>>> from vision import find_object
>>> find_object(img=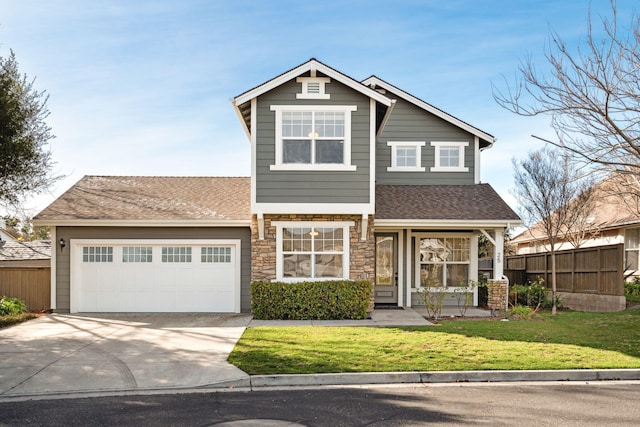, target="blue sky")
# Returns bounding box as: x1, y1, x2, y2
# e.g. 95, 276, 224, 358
1, 0, 637, 216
